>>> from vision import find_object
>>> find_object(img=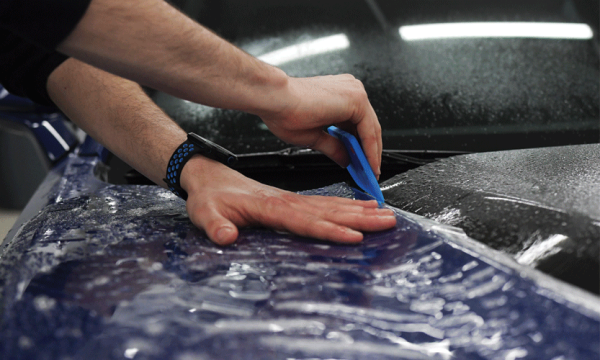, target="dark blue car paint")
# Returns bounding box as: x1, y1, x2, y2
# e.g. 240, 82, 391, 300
1, 150, 599, 359
0, 85, 78, 164
1, 0, 599, 356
